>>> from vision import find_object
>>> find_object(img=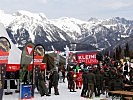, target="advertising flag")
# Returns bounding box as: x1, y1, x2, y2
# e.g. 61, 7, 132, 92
20, 42, 34, 83
0, 37, 11, 100
32, 44, 45, 96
